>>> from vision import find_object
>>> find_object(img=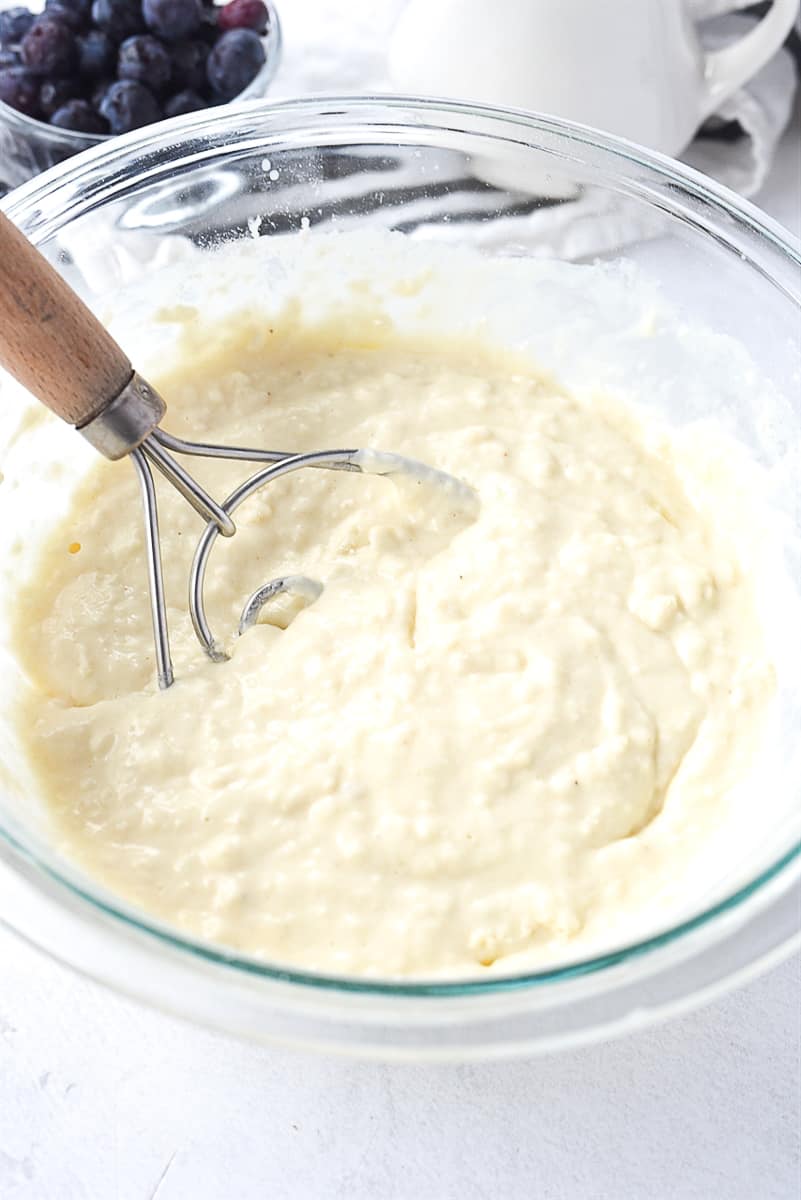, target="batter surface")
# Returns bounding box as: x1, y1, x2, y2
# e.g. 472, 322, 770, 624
14, 320, 774, 977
